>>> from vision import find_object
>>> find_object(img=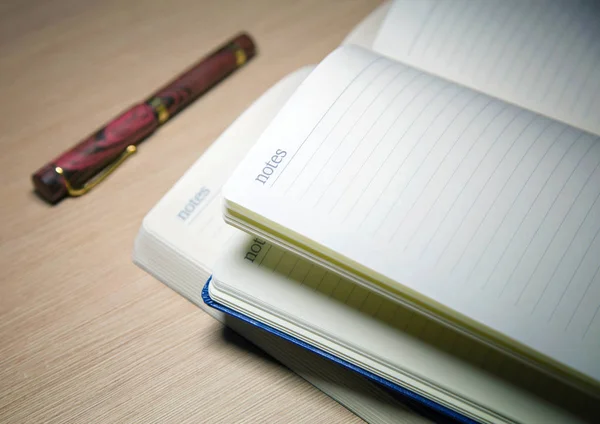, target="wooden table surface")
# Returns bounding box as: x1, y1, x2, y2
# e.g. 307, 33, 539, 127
0, 0, 384, 422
